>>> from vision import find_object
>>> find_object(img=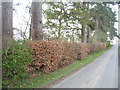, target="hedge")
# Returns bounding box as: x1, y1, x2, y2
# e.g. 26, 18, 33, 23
25, 41, 109, 73
2, 40, 32, 87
